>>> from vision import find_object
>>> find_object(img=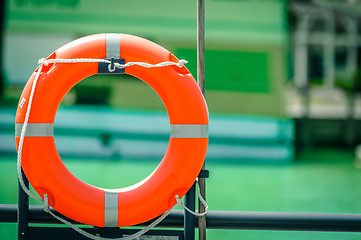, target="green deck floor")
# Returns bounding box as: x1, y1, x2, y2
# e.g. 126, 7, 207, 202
1, 148, 361, 239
